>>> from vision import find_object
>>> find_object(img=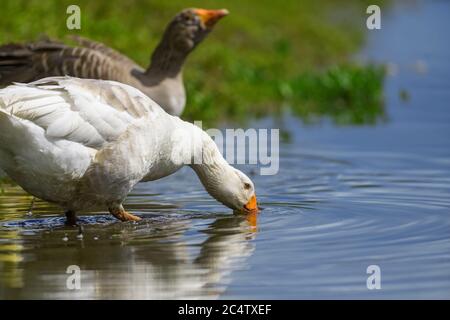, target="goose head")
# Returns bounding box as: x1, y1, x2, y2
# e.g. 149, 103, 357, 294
190, 153, 259, 214
217, 168, 259, 214
162, 8, 229, 54
145, 8, 228, 83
